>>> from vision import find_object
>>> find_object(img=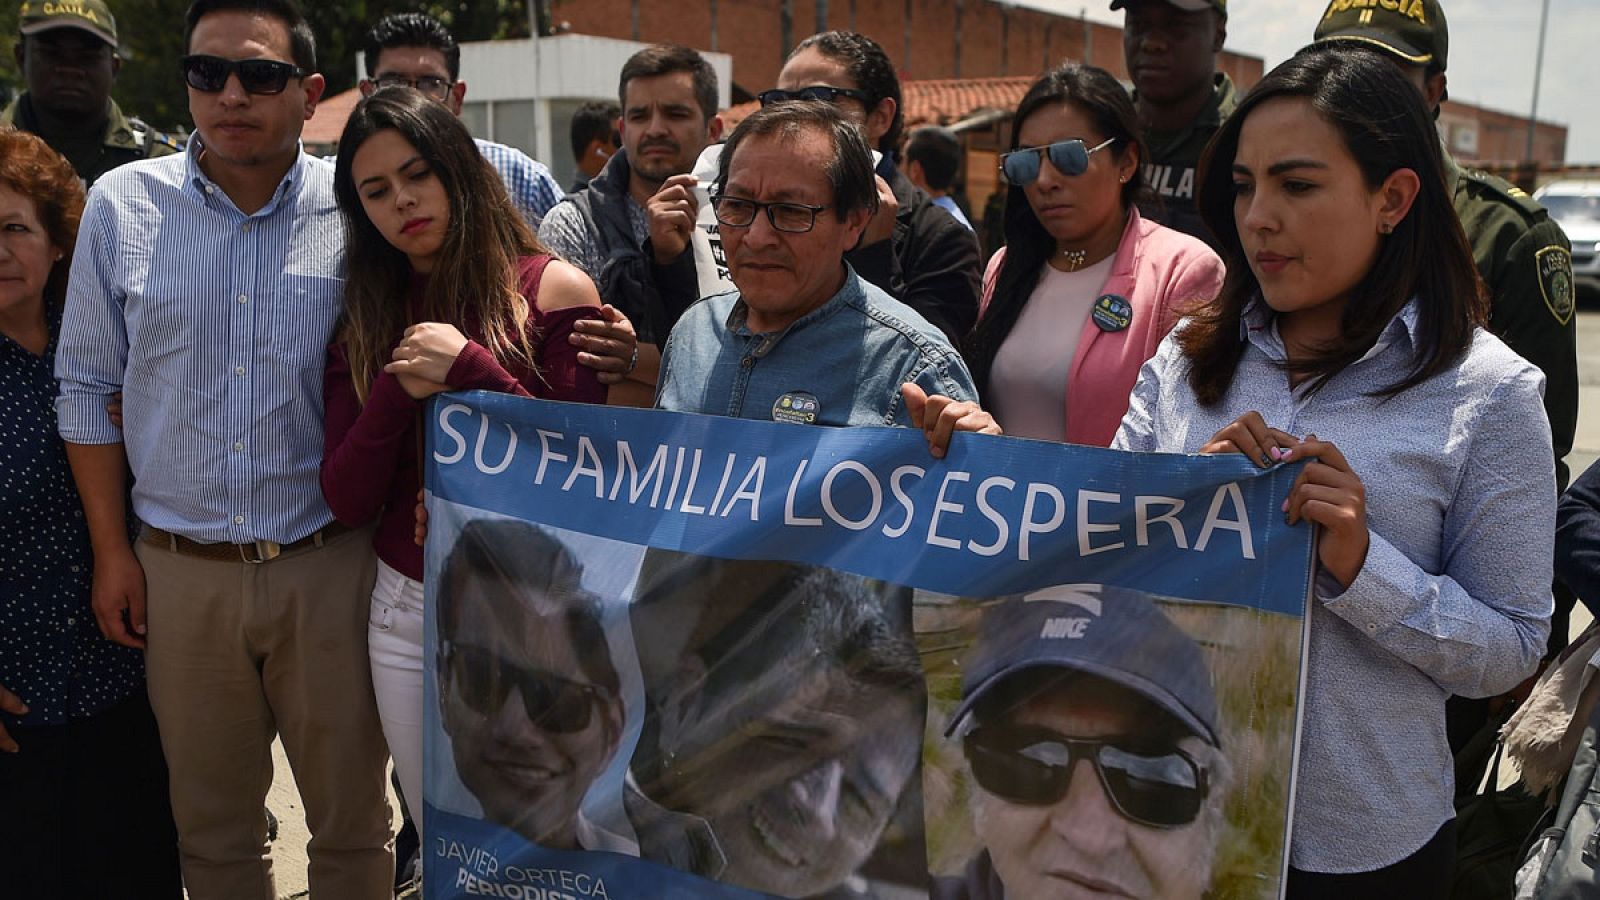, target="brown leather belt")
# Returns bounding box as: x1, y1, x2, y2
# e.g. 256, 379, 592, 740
142, 521, 352, 564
